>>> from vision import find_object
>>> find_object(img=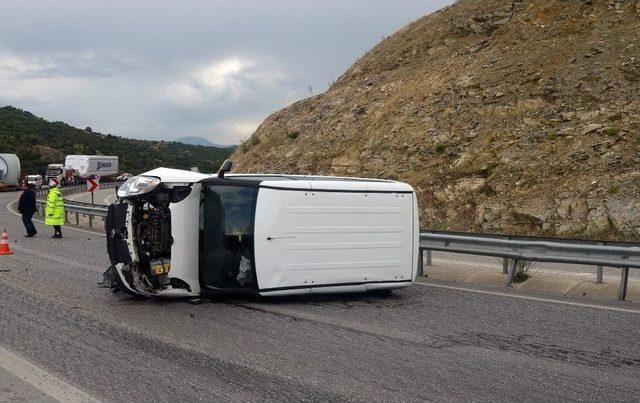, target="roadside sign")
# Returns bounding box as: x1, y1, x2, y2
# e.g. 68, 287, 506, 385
49, 178, 60, 187
87, 177, 100, 193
